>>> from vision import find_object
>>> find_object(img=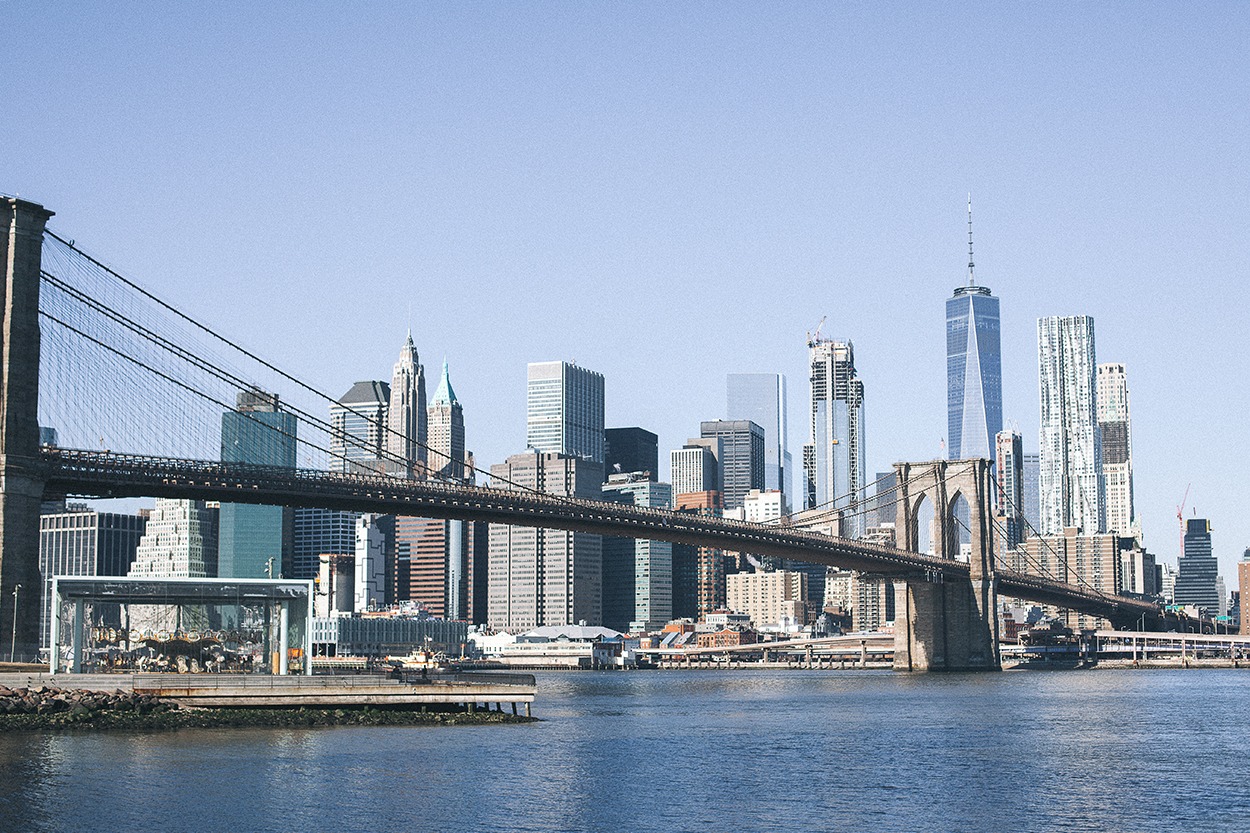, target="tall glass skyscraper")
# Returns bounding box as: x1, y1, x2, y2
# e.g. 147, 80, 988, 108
219, 390, 296, 578
699, 420, 764, 511
1174, 518, 1219, 612
803, 338, 866, 537
1037, 315, 1104, 535
726, 373, 791, 510
946, 206, 1002, 461
526, 361, 605, 463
